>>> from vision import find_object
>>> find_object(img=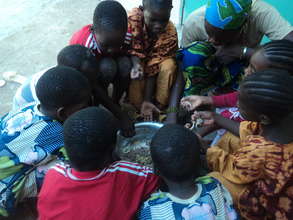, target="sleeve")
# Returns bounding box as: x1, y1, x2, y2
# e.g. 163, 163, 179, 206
142, 173, 159, 200
181, 7, 208, 47
252, 1, 293, 40
212, 92, 238, 107
127, 9, 147, 59
206, 138, 266, 184
69, 25, 90, 46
